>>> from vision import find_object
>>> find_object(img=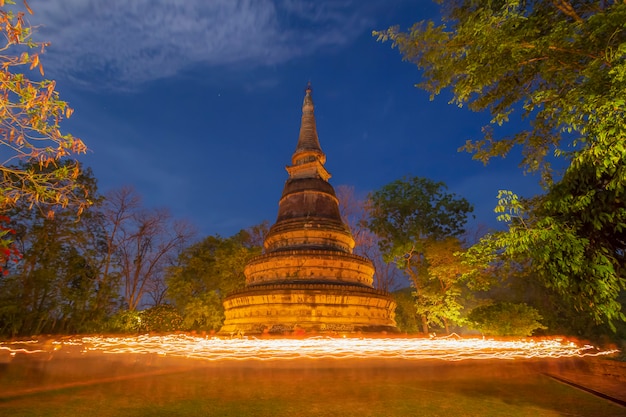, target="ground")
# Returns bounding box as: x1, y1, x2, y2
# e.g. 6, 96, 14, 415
0, 345, 624, 416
